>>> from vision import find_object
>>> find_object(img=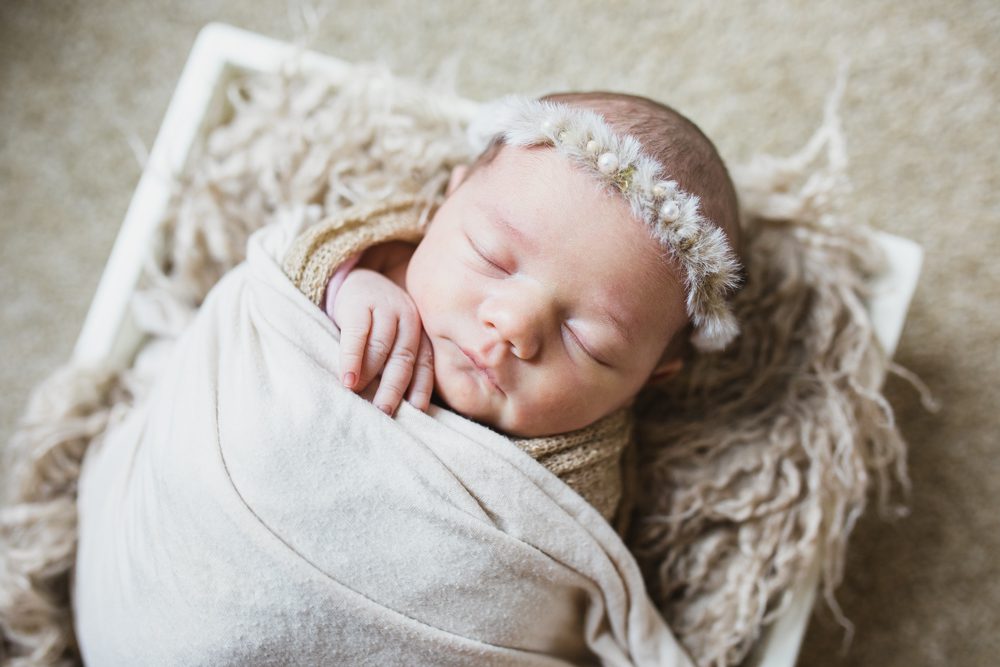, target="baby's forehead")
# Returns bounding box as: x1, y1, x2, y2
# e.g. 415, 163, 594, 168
469, 151, 677, 268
